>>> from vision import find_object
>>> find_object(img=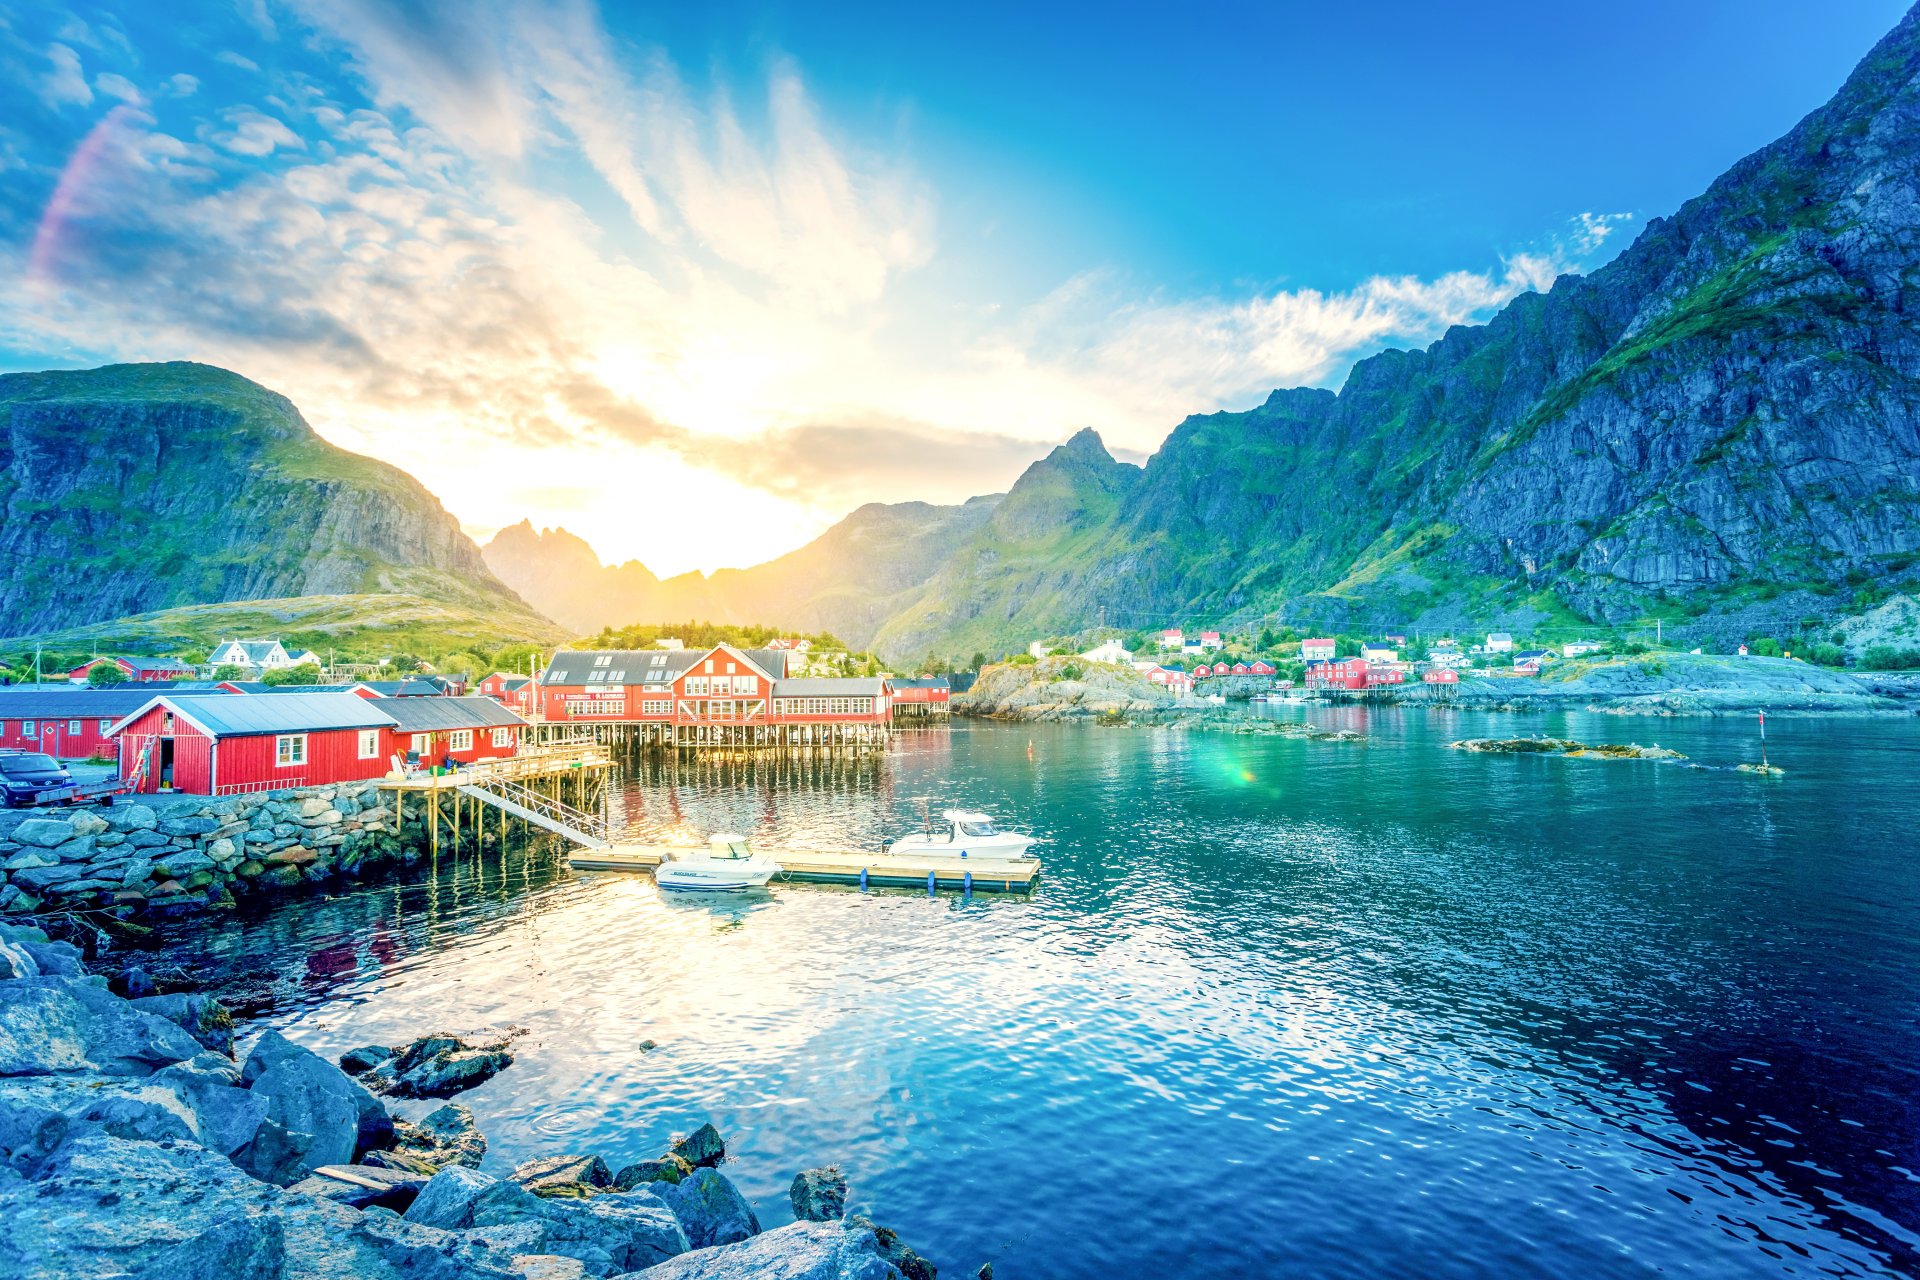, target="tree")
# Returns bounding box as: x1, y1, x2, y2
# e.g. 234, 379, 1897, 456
436, 651, 486, 679
212, 664, 247, 681
1257, 627, 1278, 651
969, 652, 987, 671
490, 642, 545, 676
86, 662, 128, 687
263, 664, 320, 686
385, 653, 427, 674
